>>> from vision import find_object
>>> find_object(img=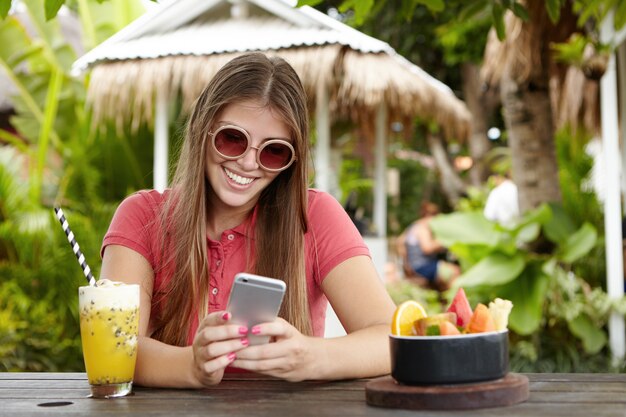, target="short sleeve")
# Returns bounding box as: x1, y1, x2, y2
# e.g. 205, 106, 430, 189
306, 190, 370, 284
101, 190, 164, 269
